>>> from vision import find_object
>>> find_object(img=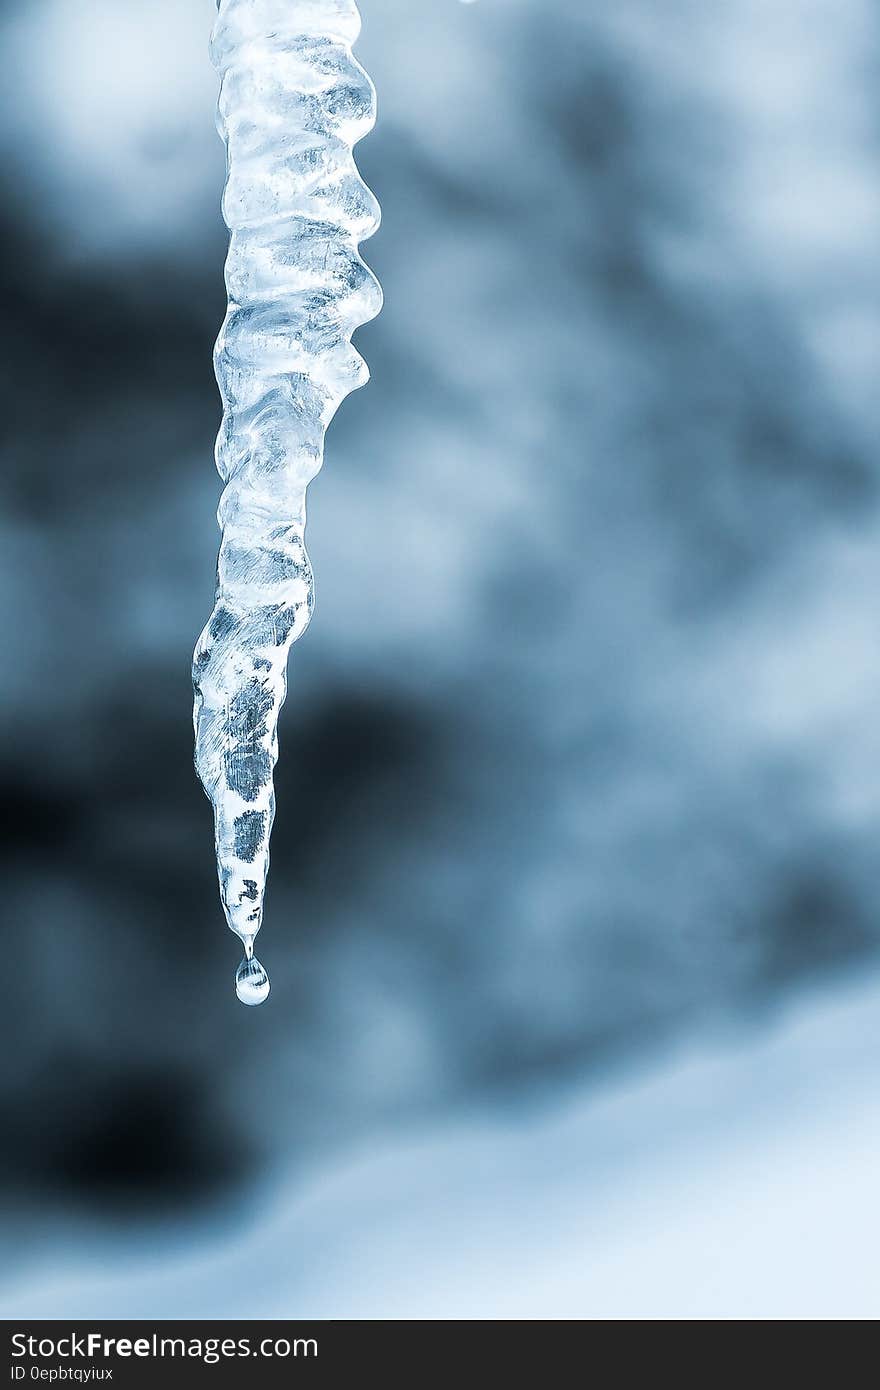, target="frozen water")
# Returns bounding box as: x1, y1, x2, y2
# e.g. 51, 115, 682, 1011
193, 0, 381, 1002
